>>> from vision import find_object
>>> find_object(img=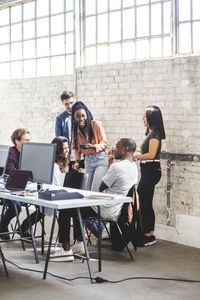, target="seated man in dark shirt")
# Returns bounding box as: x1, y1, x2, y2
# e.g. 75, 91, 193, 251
0, 128, 41, 240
